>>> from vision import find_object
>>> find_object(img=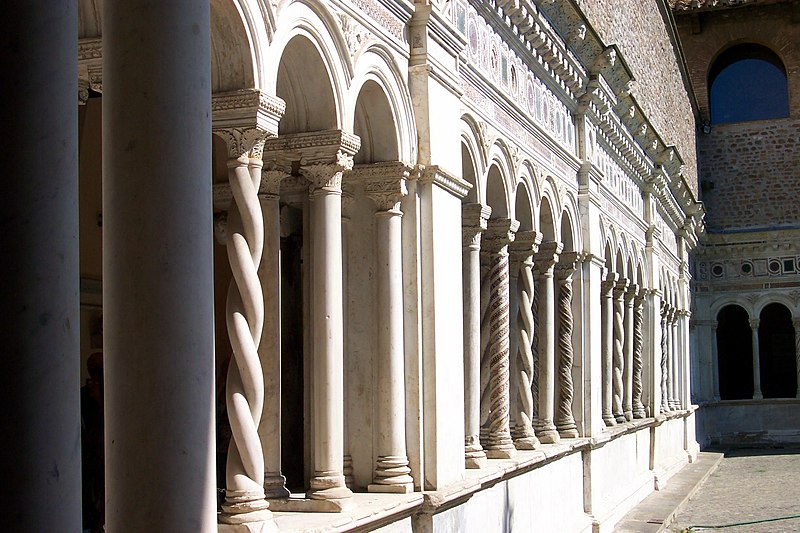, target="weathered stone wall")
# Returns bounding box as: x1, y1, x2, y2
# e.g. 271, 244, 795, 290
573, 0, 699, 194
673, 2, 800, 123
697, 117, 800, 231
